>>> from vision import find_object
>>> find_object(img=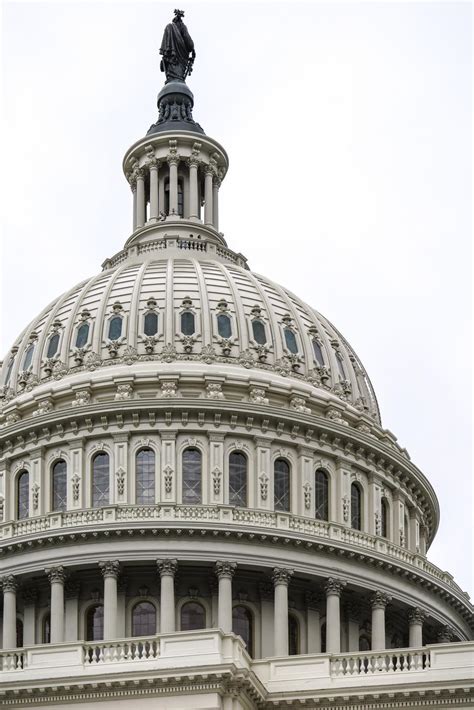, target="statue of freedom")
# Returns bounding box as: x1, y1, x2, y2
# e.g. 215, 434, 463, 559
160, 9, 196, 83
